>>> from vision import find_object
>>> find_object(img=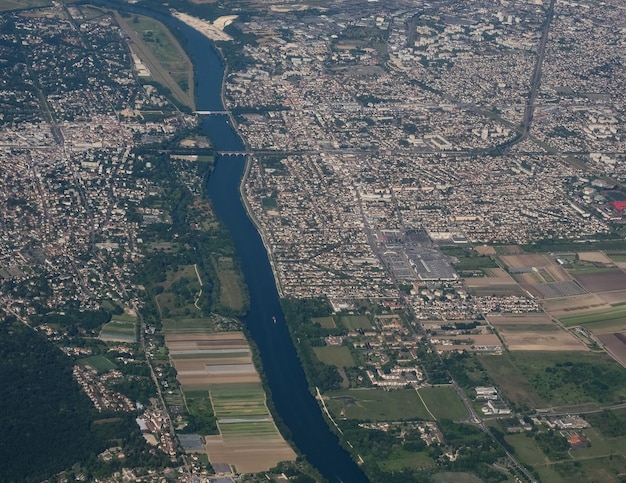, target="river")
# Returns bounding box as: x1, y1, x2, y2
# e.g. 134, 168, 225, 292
89, 1, 368, 481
